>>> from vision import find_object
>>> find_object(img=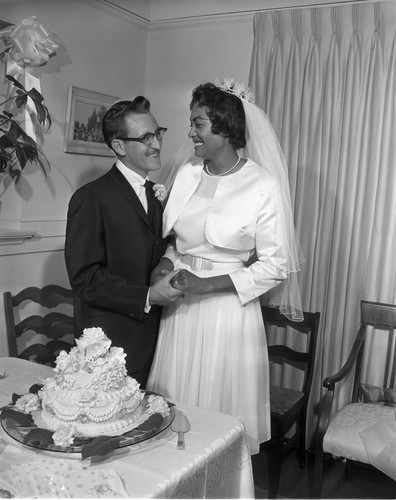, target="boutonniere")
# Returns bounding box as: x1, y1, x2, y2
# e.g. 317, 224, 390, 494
153, 184, 167, 203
